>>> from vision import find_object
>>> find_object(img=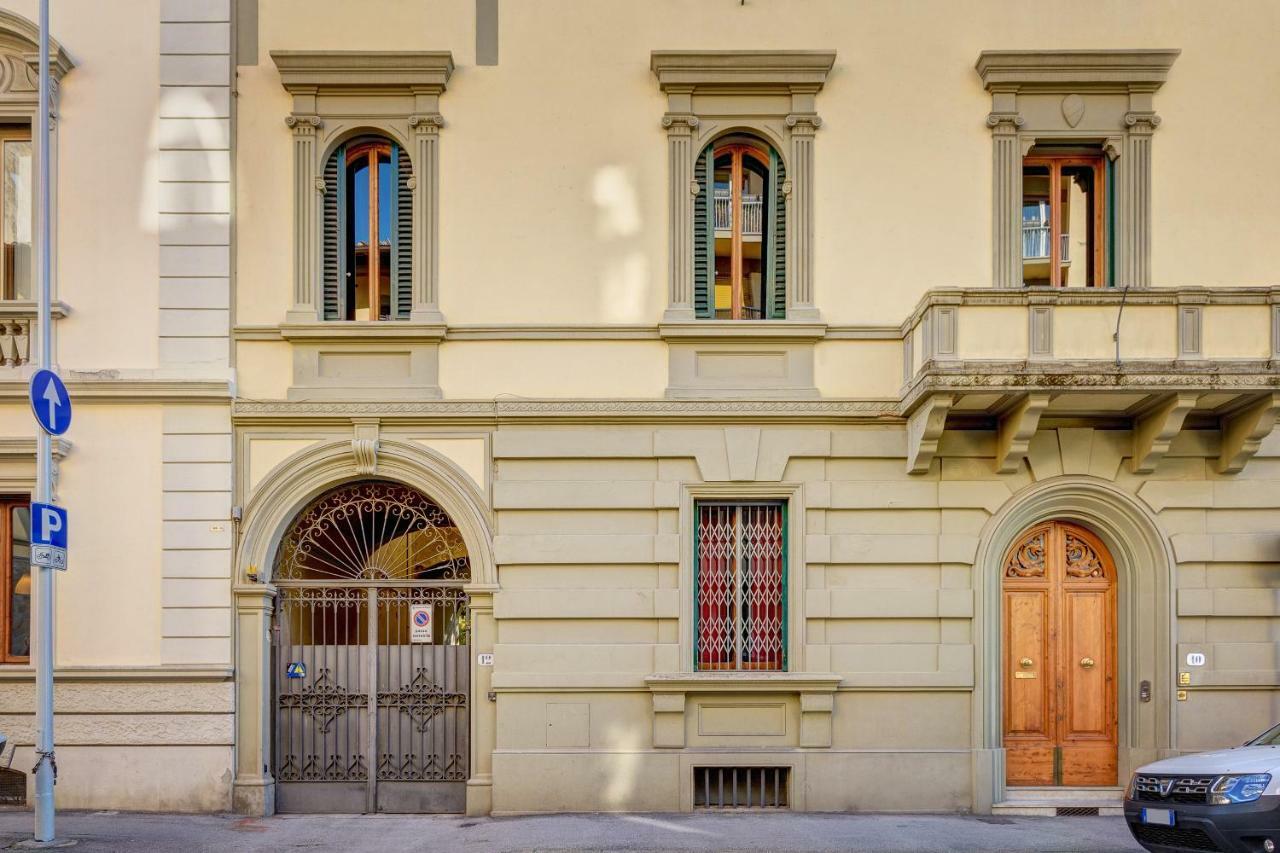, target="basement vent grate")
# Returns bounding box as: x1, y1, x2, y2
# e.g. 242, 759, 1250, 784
1056, 807, 1100, 817
693, 766, 789, 810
